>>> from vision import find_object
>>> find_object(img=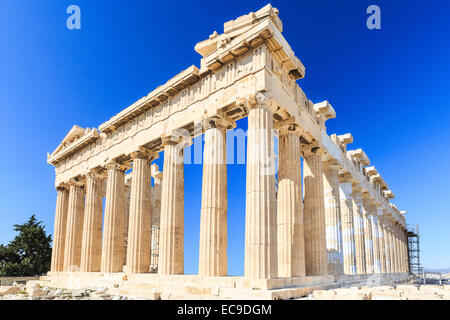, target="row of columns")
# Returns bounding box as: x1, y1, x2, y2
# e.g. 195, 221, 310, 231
50, 155, 163, 274
318, 165, 410, 276
50, 97, 409, 279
